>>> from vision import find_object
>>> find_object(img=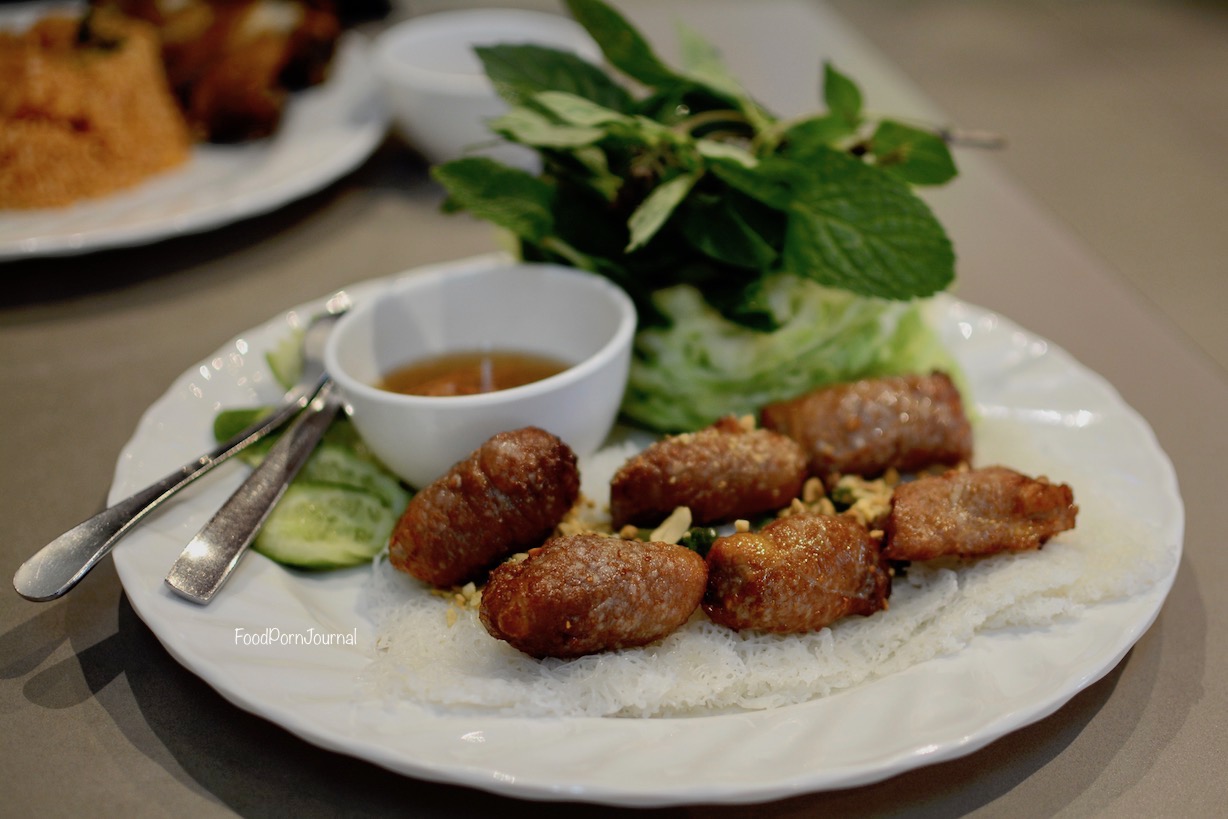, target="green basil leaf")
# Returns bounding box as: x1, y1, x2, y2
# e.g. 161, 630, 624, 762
533, 90, 637, 129
870, 119, 958, 186
696, 138, 757, 167
676, 23, 744, 103
780, 146, 954, 299
681, 192, 780, 269
823, 62, 862, 124
675, 24, 774, 132
489, 107, 605, 148
431, 158, 555, 243
549, 179, 631, 259
565, 0, 681, 87
781, 113, 858, 155
564, 146, 623, 200
708, 156, 793, 210
626, 171, 699, 251
476, 44, 636, 113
